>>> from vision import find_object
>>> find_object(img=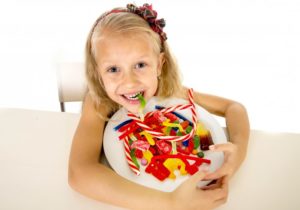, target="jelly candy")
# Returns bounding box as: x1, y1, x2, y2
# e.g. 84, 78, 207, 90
163, 158, 187, 179
156, 140, 172, 154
